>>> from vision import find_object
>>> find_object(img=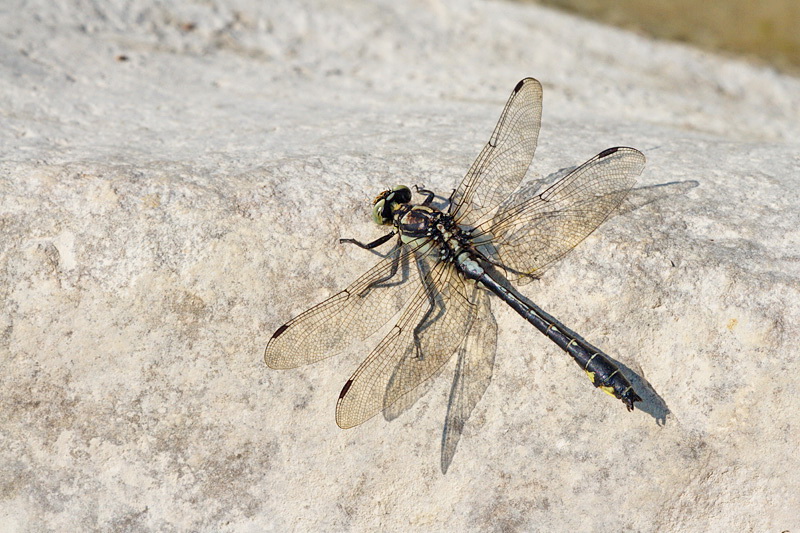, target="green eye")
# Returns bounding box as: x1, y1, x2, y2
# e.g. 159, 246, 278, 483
372, 198, 389, 225
389, 185, 412, 204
